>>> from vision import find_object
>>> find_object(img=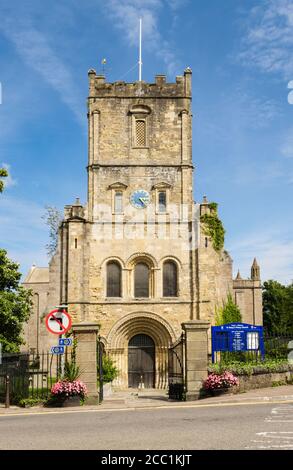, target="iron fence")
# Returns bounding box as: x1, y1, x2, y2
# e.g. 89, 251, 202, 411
213, 332, 293, 364
168, 333, 186, 400
264, 332, 293, 360
0, 352, 60, 404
